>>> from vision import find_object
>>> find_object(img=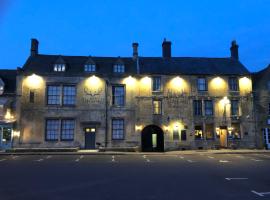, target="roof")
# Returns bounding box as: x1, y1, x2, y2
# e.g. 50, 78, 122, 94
0, 70, 17, 95
21, 54, 250, 76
